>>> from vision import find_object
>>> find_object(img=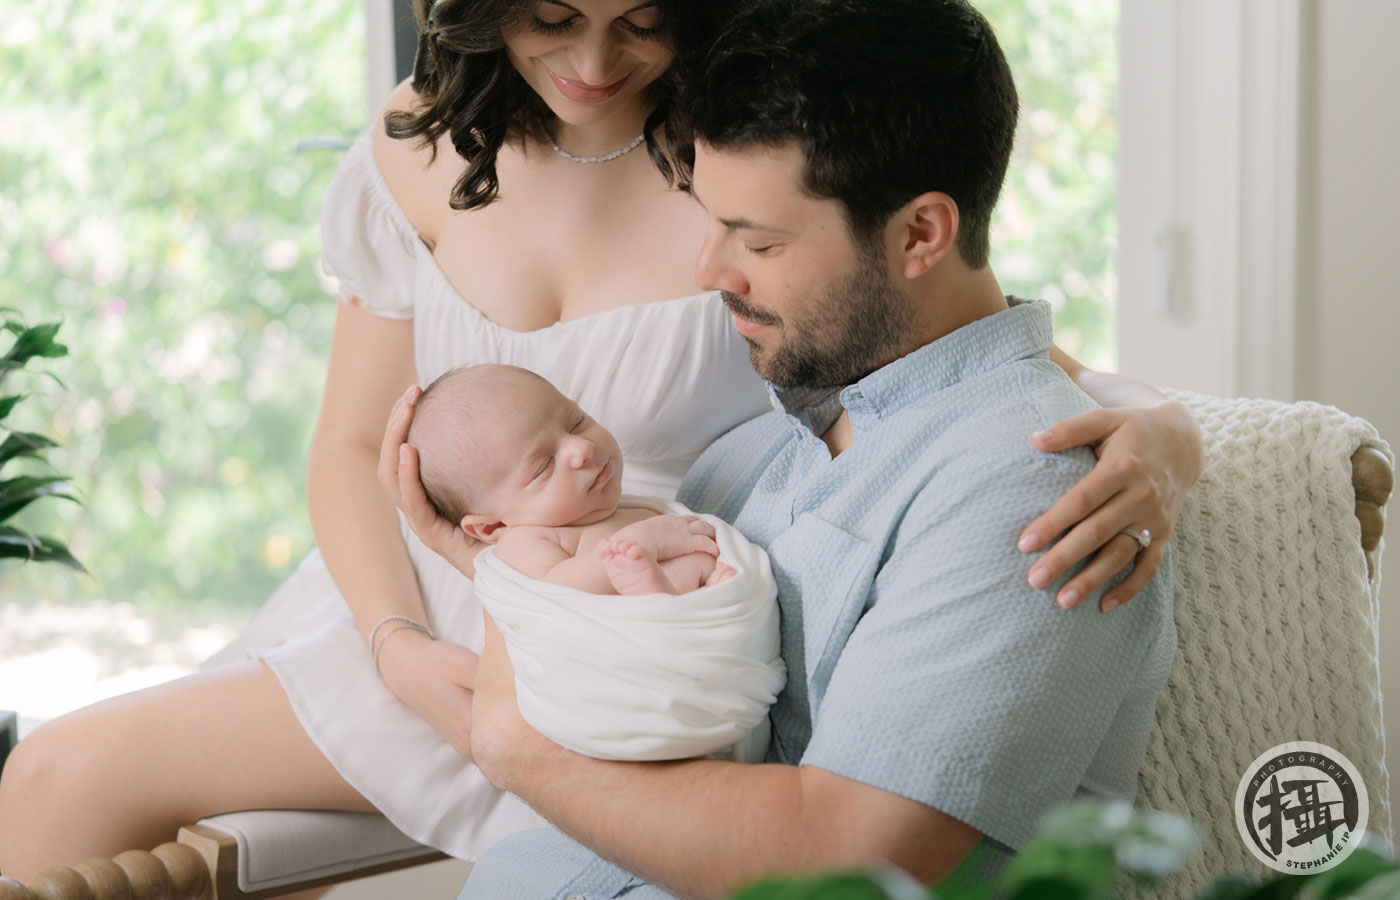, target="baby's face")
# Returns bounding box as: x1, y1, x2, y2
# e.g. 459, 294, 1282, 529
481, 386, 624, 529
